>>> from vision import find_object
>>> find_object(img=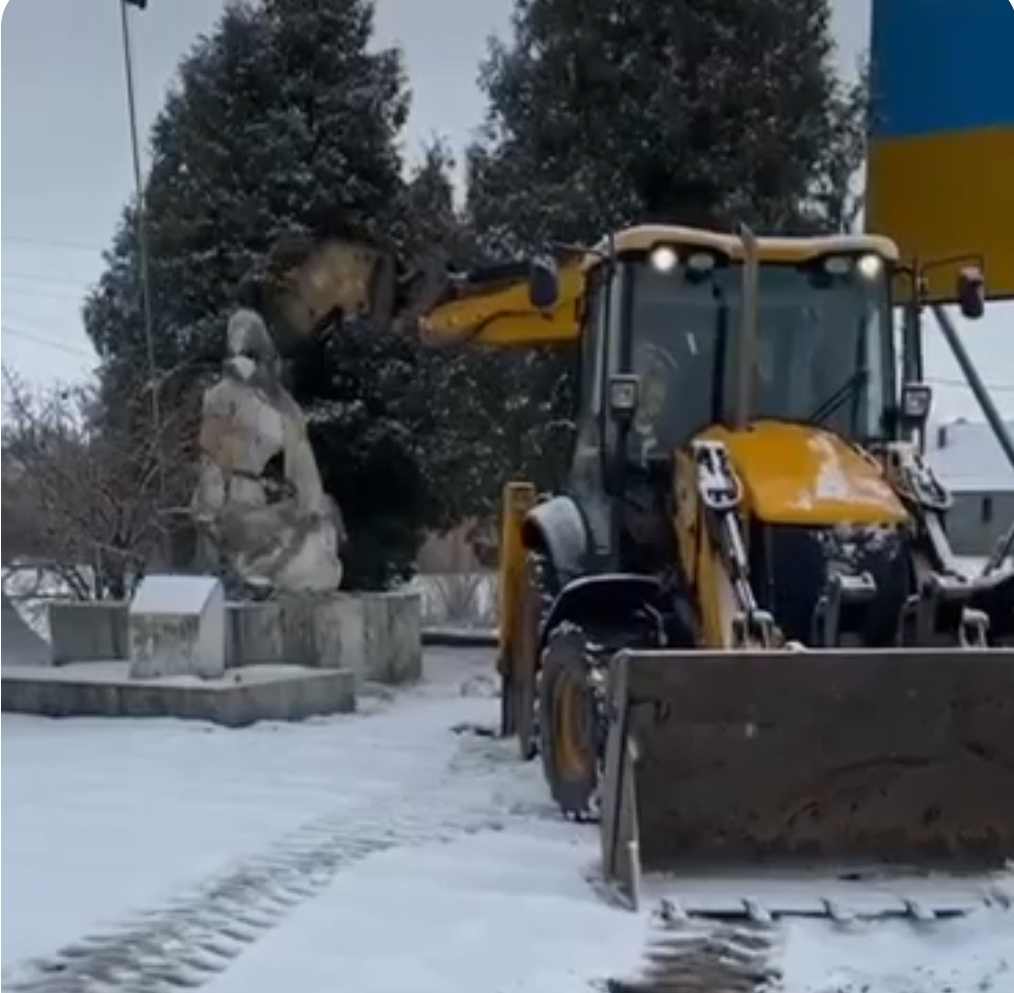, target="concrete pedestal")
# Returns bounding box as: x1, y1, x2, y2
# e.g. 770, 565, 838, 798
4, 582, 377, 726
129, 576, 225, 679
227, 592, 421, 685
2, 593, 50, 667
35, 588, 421, 688
49, 601, 128, 664
327, 592, 422, 685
